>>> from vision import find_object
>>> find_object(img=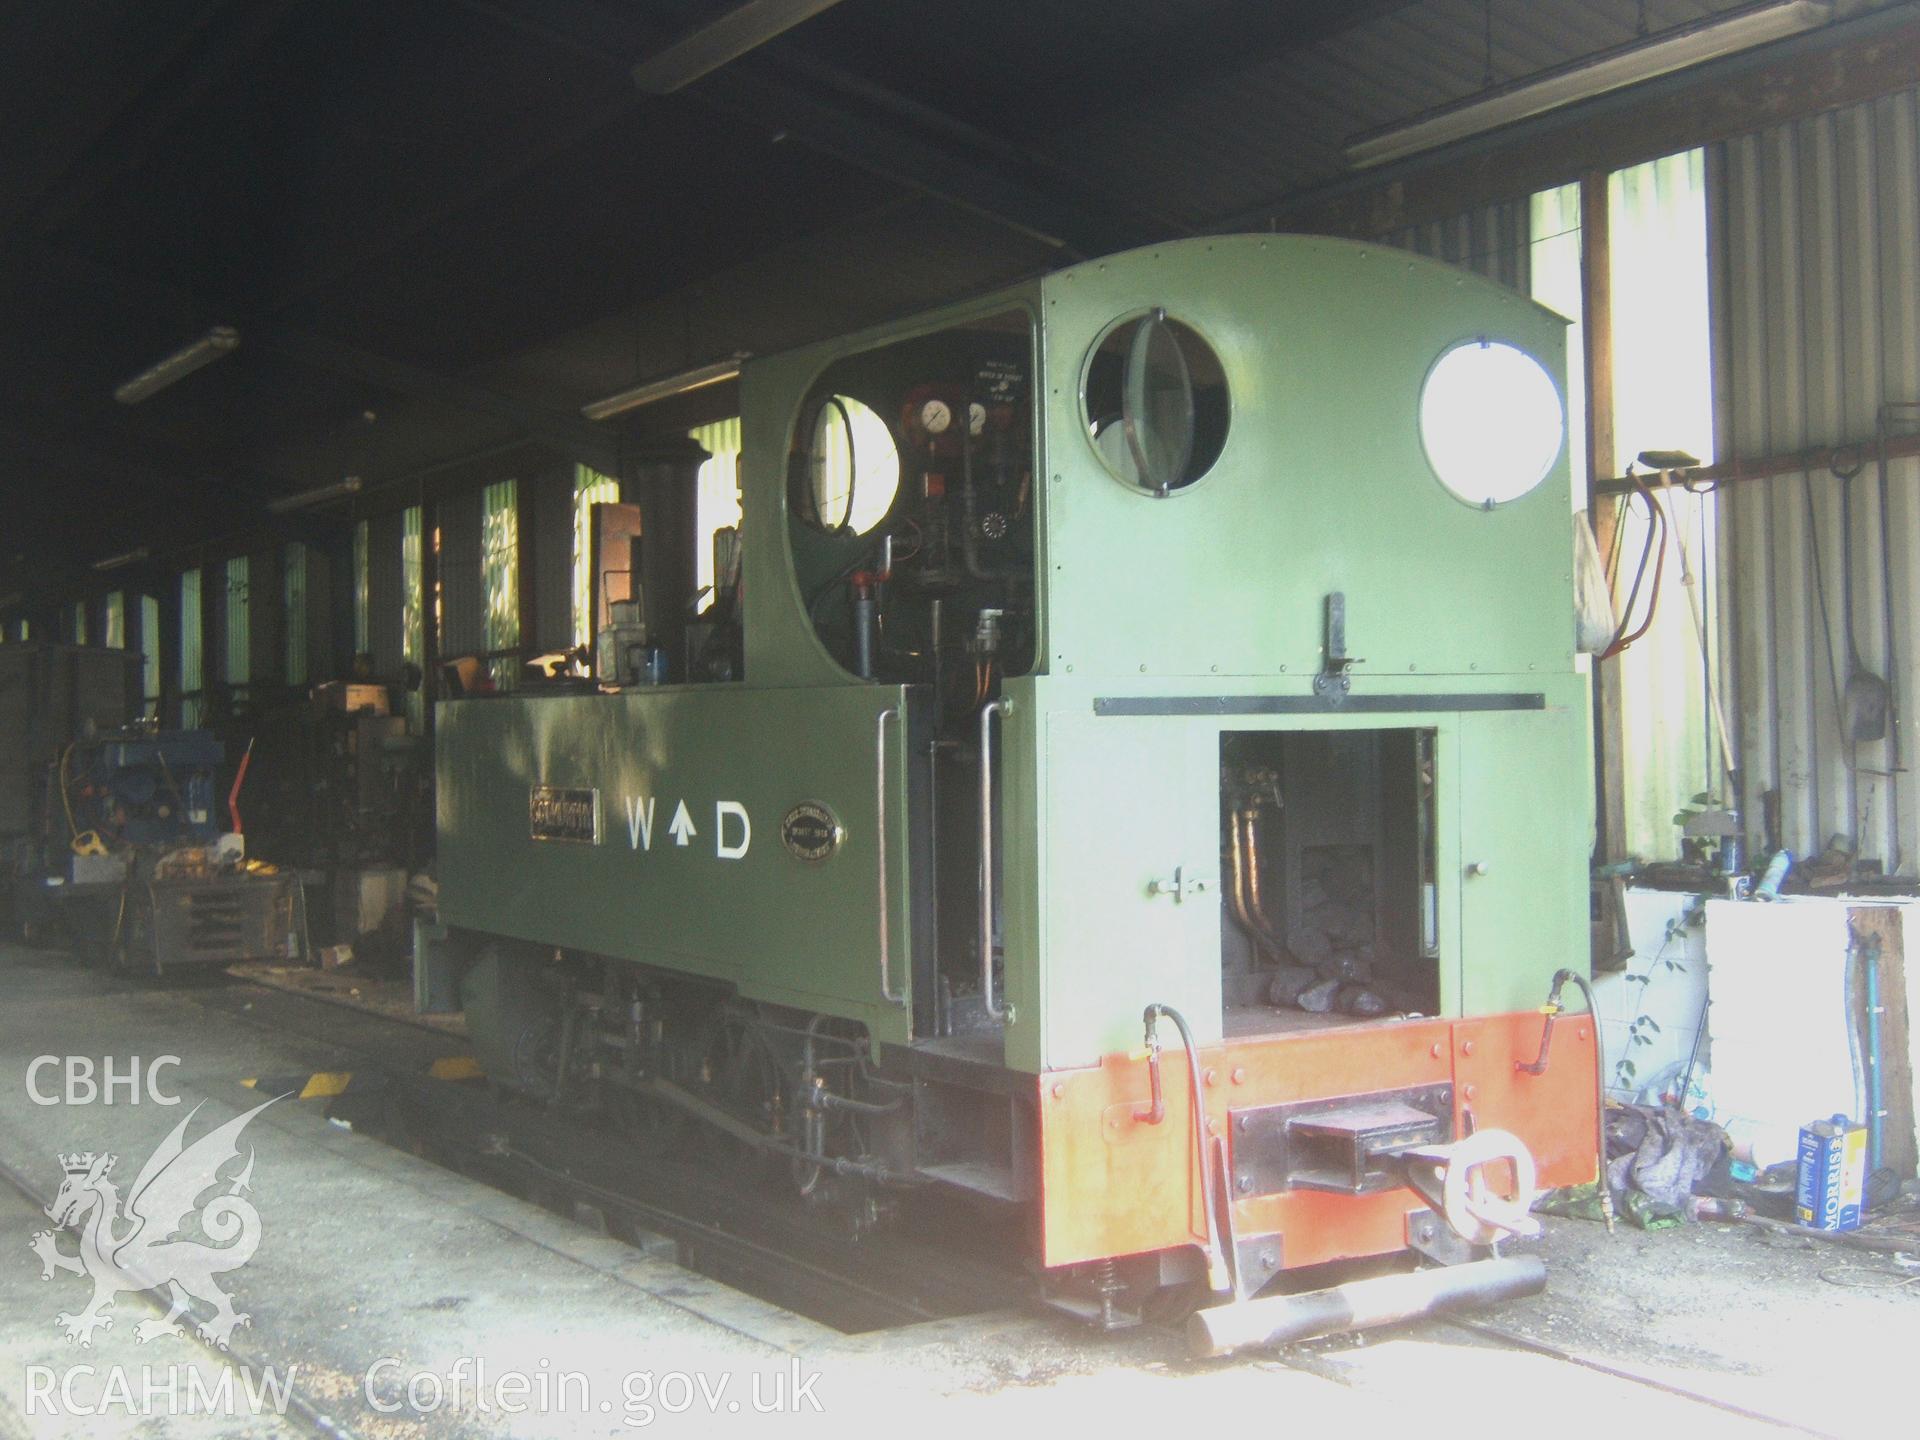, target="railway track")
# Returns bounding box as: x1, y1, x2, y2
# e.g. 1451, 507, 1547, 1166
179, 977, 1834, 1435
366, 1069, 1030, 1335
188, 974, 1032, 1335
1434, 1318, 1834, 1437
